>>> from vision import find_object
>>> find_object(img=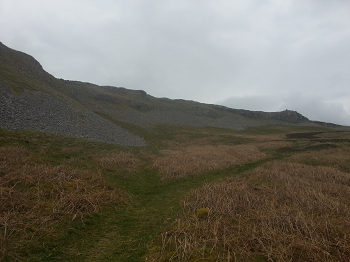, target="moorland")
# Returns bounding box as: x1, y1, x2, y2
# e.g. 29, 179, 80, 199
1, 41, 350, 261
1, 125, 350, 262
